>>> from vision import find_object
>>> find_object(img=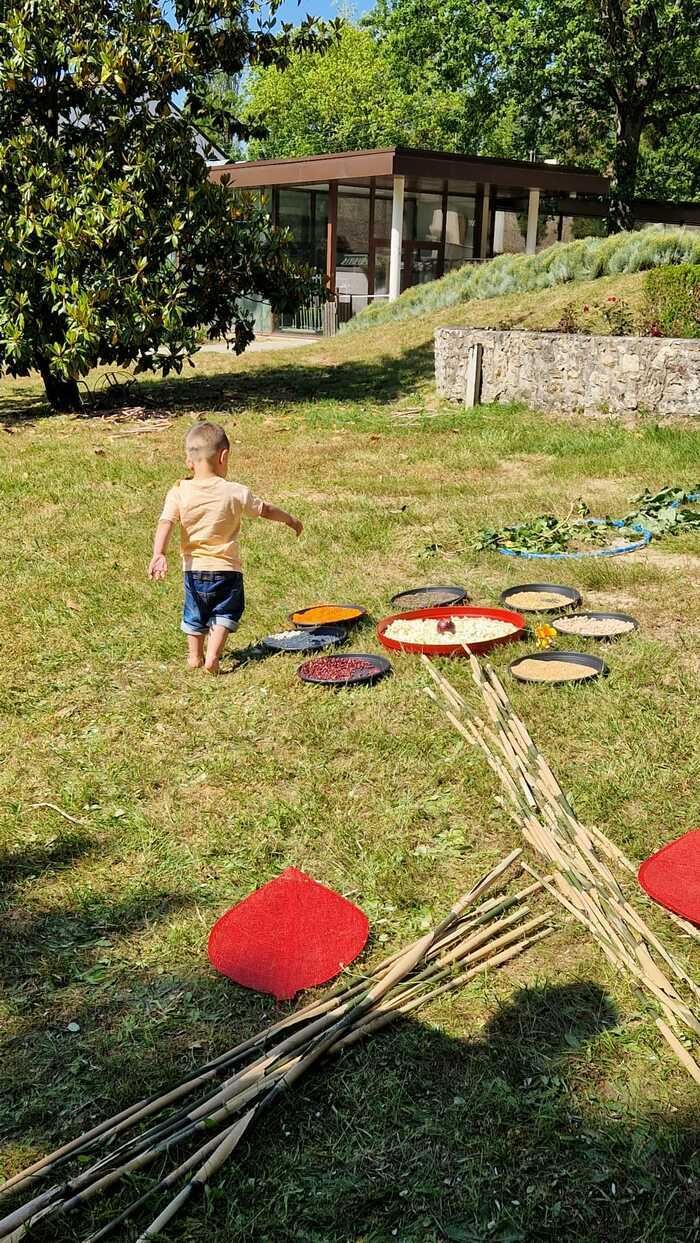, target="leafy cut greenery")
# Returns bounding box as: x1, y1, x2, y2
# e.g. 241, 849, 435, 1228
1, 306, 699, 1242
345, 228, 700, 334
475, 487, 700, 555
0, 0, 328, 411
